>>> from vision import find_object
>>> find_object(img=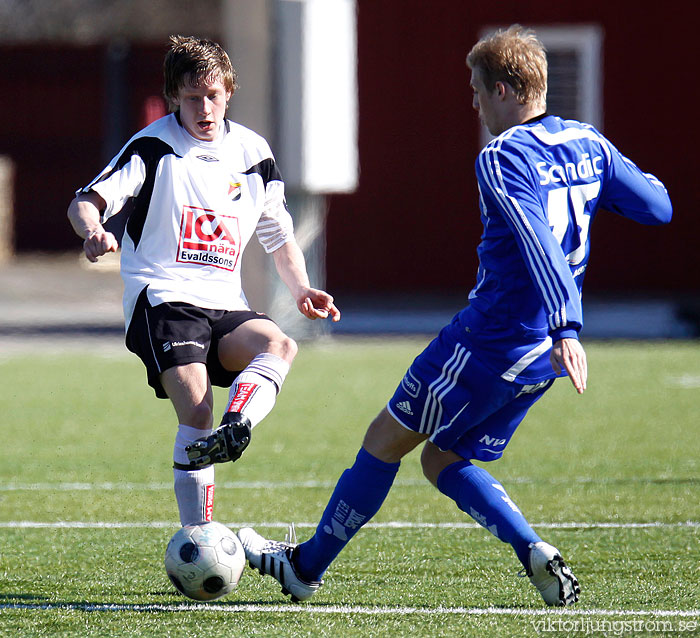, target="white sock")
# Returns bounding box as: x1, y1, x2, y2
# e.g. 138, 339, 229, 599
173, 423, 215, 526
174, 466, 215, 526
225, 353, 290, 428
174, 423, 212, 465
